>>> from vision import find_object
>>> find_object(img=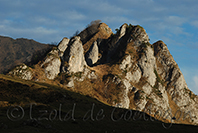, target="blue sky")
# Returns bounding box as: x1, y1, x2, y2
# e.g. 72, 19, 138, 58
0, 0, 198, 94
